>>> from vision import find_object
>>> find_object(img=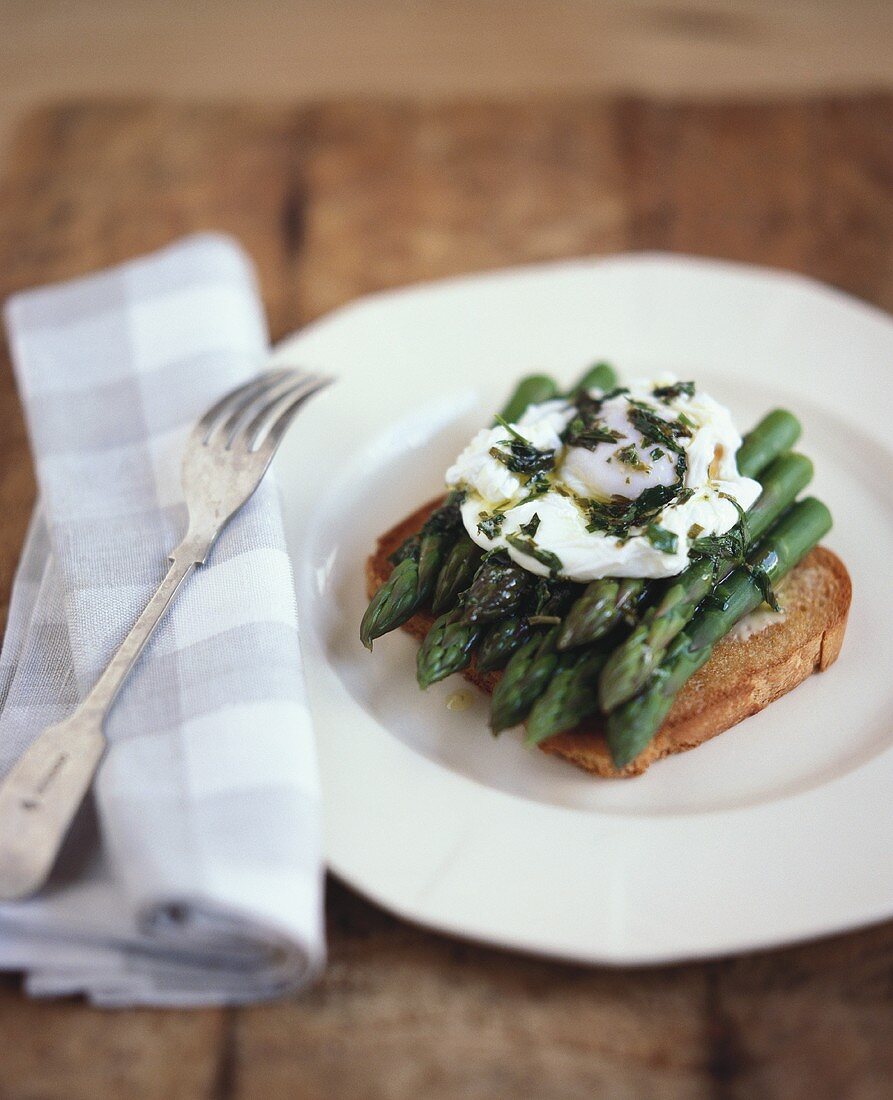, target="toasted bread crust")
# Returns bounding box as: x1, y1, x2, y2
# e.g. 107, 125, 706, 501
367, 498, 852, 777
